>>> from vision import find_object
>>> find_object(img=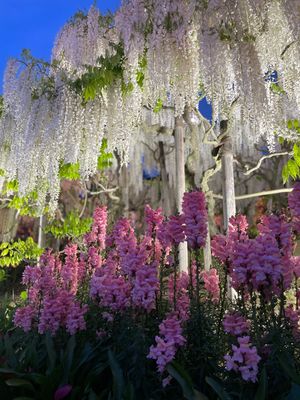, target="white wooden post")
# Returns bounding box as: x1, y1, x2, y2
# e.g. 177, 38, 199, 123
221, 135, 236, 229
175, 116, 188, 272
204, 227, 212, 270
38, 215, 46, 248
221, 130, 237, 298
